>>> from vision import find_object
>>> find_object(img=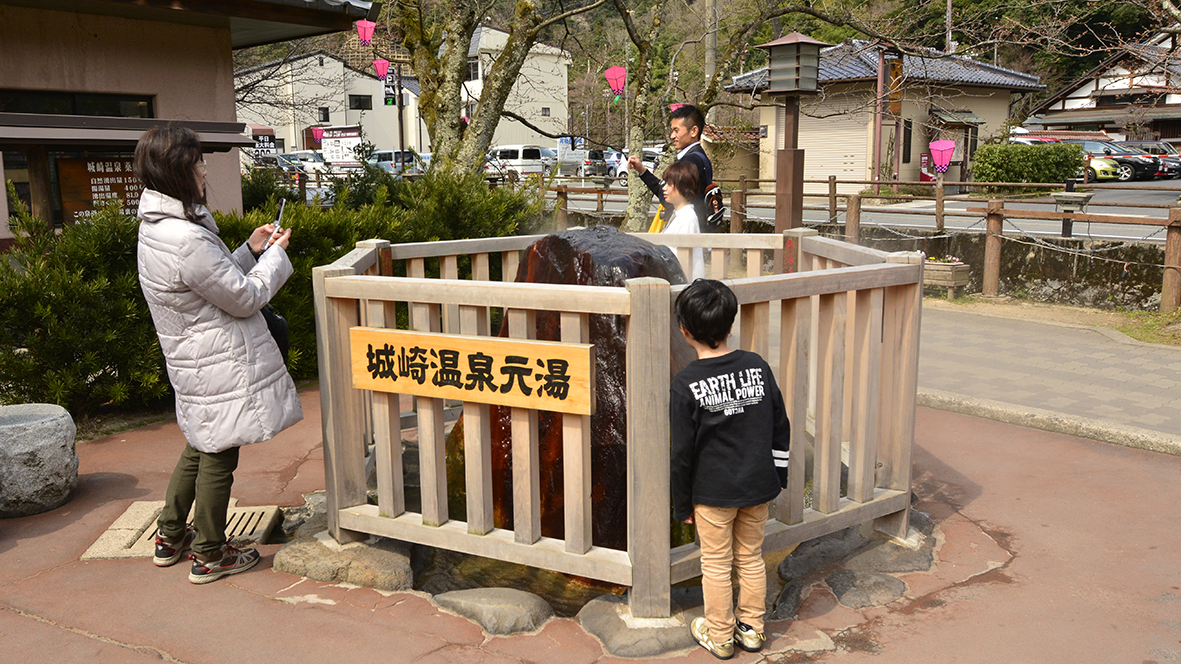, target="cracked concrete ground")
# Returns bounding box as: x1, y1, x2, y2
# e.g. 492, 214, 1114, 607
4, 387, 1181, 663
